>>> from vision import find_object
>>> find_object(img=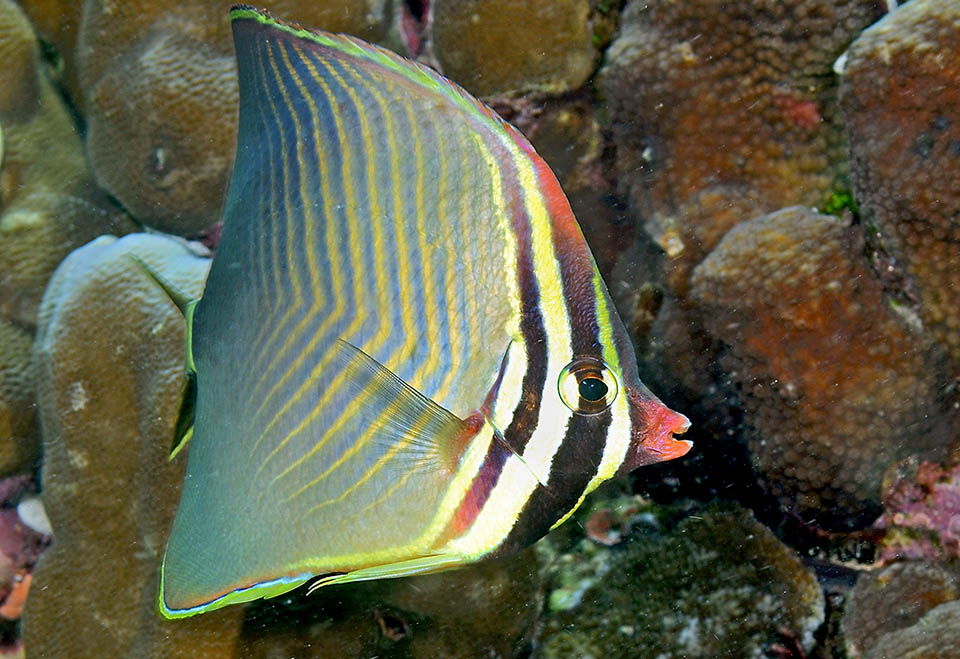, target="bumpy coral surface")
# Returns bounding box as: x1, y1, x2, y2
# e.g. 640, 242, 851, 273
427, 0, 597, 97
842, 560, 960, 658
78, 0, 409, 235
0, 322, 35, 477
19, 234, 241, 656
840, 0, 960, 373
539, 501, 824, 657
600, 0, 883, 293
864, 600, 960, 659
0, 0, 133, 476
690, 207, 952, 530
0, 0, 134, 323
